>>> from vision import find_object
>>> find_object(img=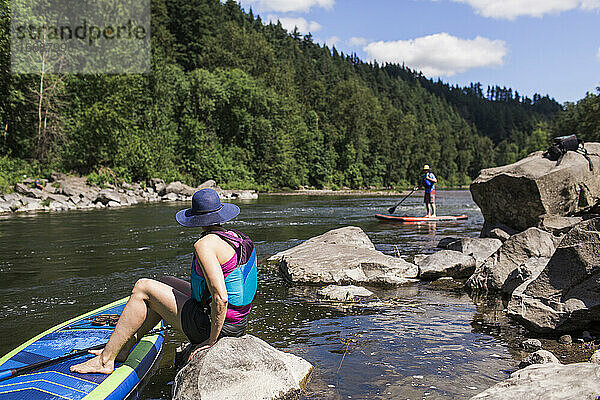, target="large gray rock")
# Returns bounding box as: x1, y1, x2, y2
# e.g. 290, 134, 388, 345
45, 193, 71, 204
488, 228, 512, 242
198, 179, 218, 189
466, 227, 559, 294
446, 237, 502, 266
159, 181, 196, 196
470, 363, 600, 400
50, 172, 66, 182
481, 221, 519, 240
149, 178, 166, 194
538, 214, 584, 235
173, 335, 313, 400
162, 192, 179, 202
274, 227, 418, 286
502, 257, 550, 296
418, 250, 476, 280
0, 200, 11, 213
18, 198, 44, 212
220, 190, 259, 200
507, 218, 600, 332
14, 183, 43, 199
95, 189, 122, 205
470, 145, 600, 232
